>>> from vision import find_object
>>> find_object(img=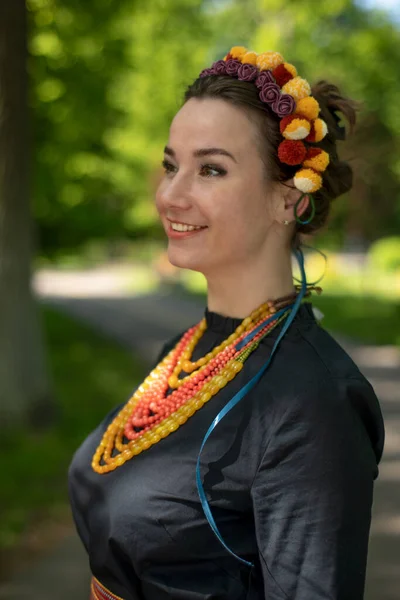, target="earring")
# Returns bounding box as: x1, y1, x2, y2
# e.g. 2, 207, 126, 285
283, 220, 290, 226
